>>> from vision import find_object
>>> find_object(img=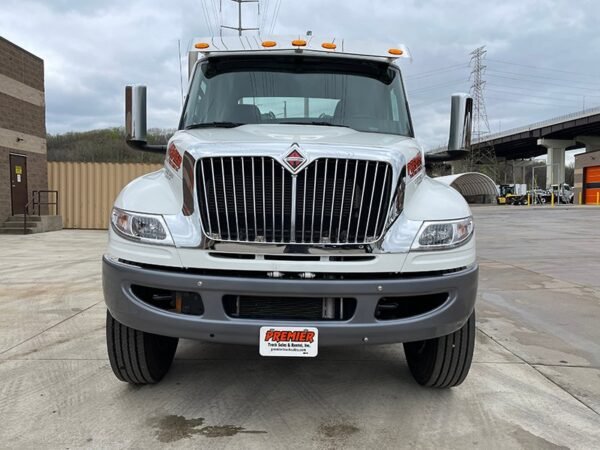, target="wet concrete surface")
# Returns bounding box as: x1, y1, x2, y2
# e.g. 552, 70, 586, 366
0, 207, 599, 448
